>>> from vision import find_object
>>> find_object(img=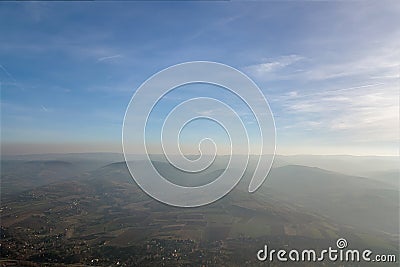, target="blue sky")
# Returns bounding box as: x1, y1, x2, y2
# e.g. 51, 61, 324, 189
1, 1, 399, 155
